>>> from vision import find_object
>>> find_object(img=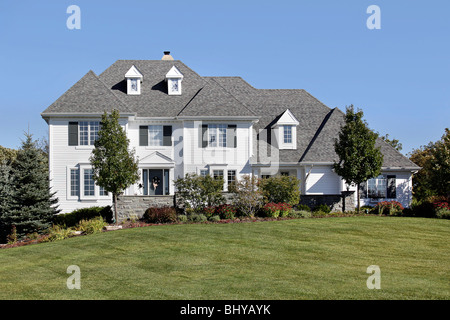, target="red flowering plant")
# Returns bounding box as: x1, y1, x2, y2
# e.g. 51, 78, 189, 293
374, 201, 404, 216
203, 206, 216, 219
433, 201, 450, 211
215, 204, 236, 220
